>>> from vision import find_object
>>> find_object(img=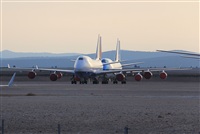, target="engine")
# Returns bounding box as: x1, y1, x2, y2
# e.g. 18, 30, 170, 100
143, 71, 153, 79
28, 71, 37, 79
160, 71, 167, 79
50, 73, 58, 81
135, 73, 143, 81
57, 72, 63, 79
116, 73, 125, 81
